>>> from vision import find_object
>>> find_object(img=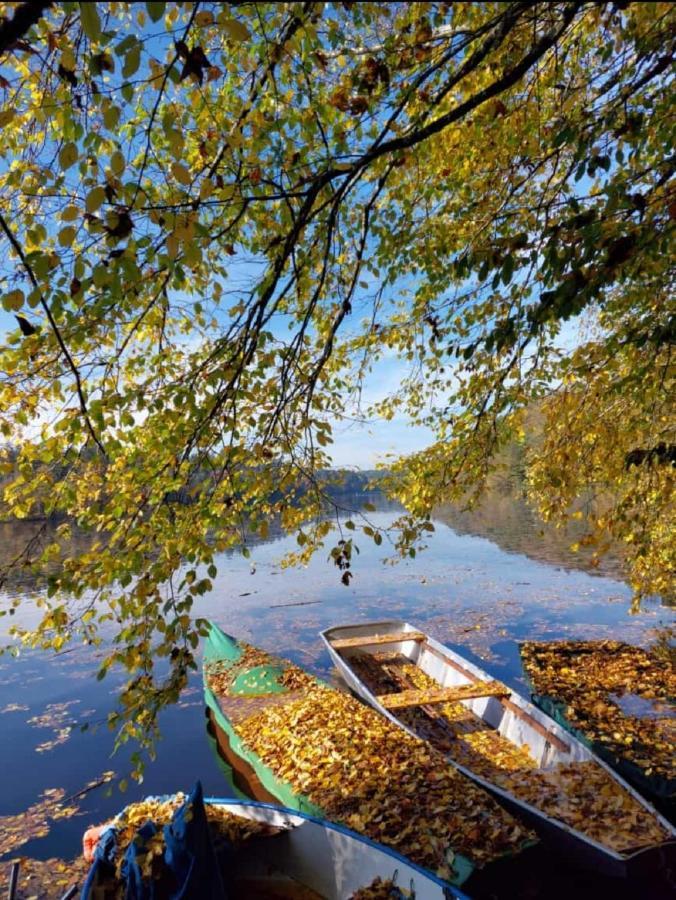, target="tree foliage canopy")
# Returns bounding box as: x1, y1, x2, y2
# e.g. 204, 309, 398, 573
0, 1, 673, 769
